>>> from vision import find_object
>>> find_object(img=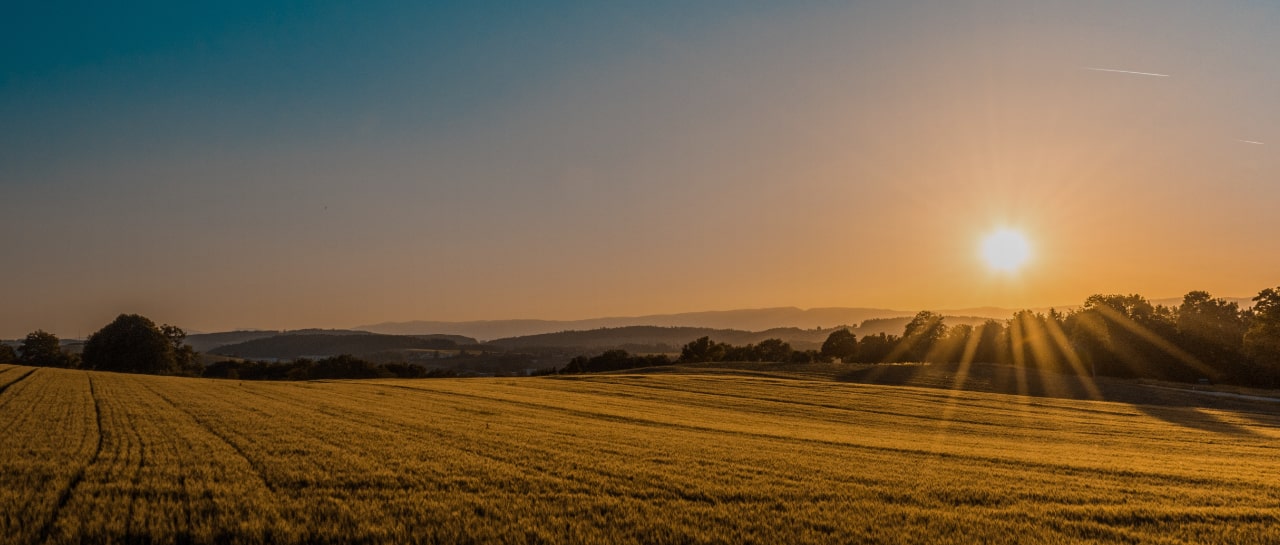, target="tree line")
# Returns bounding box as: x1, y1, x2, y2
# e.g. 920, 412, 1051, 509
5, 286, 1278, 387
202, 355, 459, 380
676, 288, 1280, 388
0, 314, 456, 381
0, 315, 199, 374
